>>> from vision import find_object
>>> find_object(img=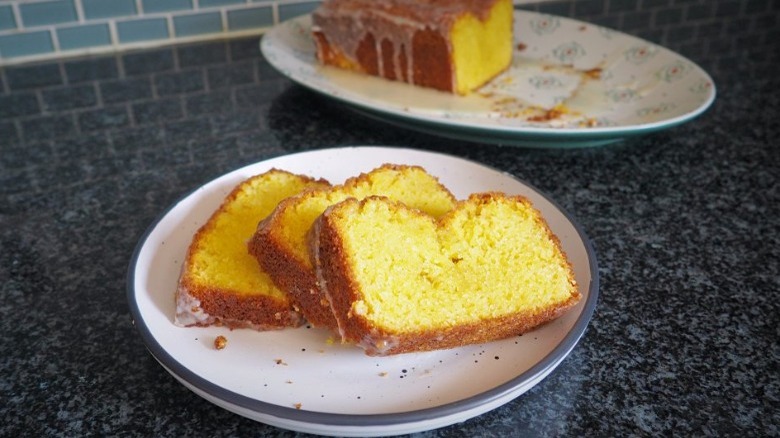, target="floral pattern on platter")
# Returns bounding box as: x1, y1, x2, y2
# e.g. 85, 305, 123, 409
690, 79, 714, 94
606, 88, 641, 103
552, 42, 586, 64
261, 10, 716, 144
529, 15, 560, 36
637, 102, 677, 117
624, 45, 659, 65
656, 60, 692, 82
528, 75, 566, 90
